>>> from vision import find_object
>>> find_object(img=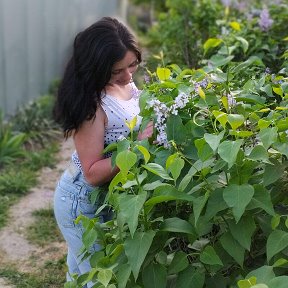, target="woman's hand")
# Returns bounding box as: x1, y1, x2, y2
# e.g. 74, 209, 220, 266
137, 121, 154, 140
